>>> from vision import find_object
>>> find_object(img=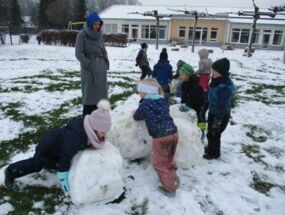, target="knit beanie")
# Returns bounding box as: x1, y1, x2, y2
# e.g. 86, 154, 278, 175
212, 58, 230, 77
178, 63, 194, 77
198, 49, 209, 60
88, 100, 112, 132
141, 43, 148, 49
159, 51, 168, 61
177, 60, 185, 68
87, 12, 103, 29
